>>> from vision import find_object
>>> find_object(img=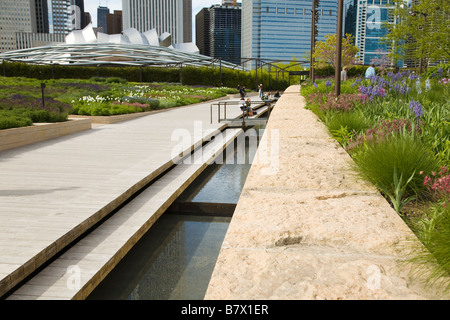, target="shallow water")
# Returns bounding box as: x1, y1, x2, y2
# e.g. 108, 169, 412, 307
87, 127, 265, 300
87, 215, 230, 300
